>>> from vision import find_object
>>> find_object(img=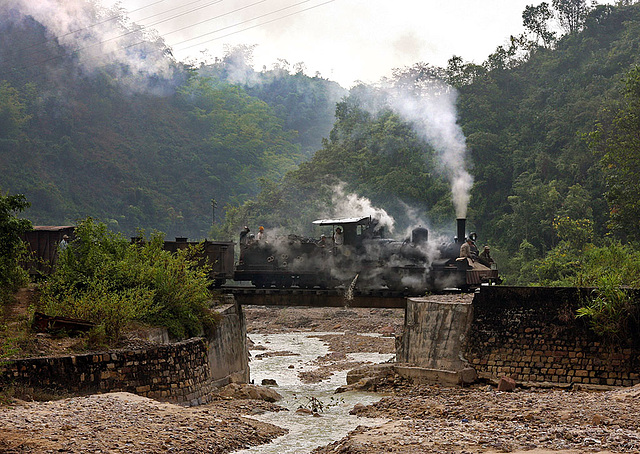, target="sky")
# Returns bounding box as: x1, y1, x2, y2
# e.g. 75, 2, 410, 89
94, 0, 613, 88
